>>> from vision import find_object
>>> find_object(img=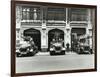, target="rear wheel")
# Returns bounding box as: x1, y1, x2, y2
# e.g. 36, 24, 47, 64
89, 49, 93, 54
50, 51, 55, 55
16, 52, 21, 57
61, 51, 65, 55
